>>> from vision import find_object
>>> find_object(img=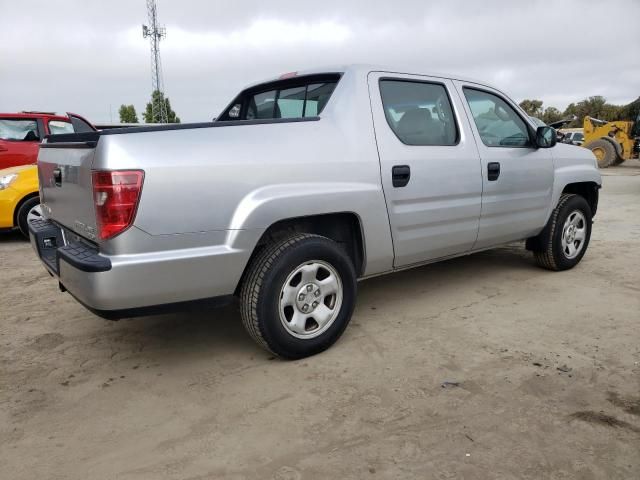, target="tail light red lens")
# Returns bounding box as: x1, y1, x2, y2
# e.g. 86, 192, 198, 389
92, 170, 144, 240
